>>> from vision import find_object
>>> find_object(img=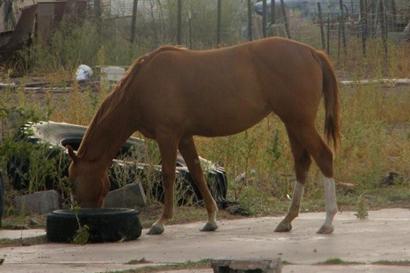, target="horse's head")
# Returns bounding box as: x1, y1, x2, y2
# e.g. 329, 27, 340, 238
67, 146, 110, 208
